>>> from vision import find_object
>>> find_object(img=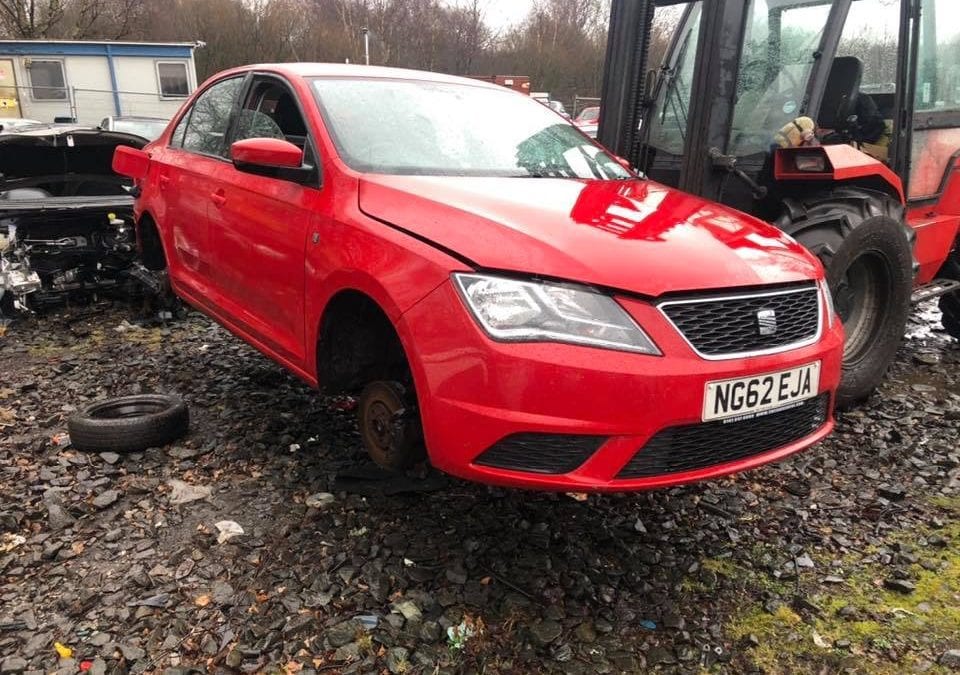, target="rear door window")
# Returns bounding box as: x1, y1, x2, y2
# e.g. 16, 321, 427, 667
179, 77, 244, 158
